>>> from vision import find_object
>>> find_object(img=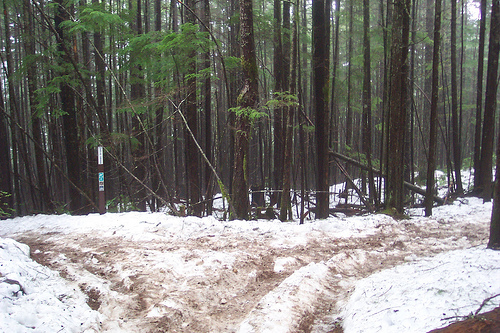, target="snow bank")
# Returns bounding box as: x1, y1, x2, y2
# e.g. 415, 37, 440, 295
342, 246, 500, 333
0, 237, 101, 332
238, 261, 331, 332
